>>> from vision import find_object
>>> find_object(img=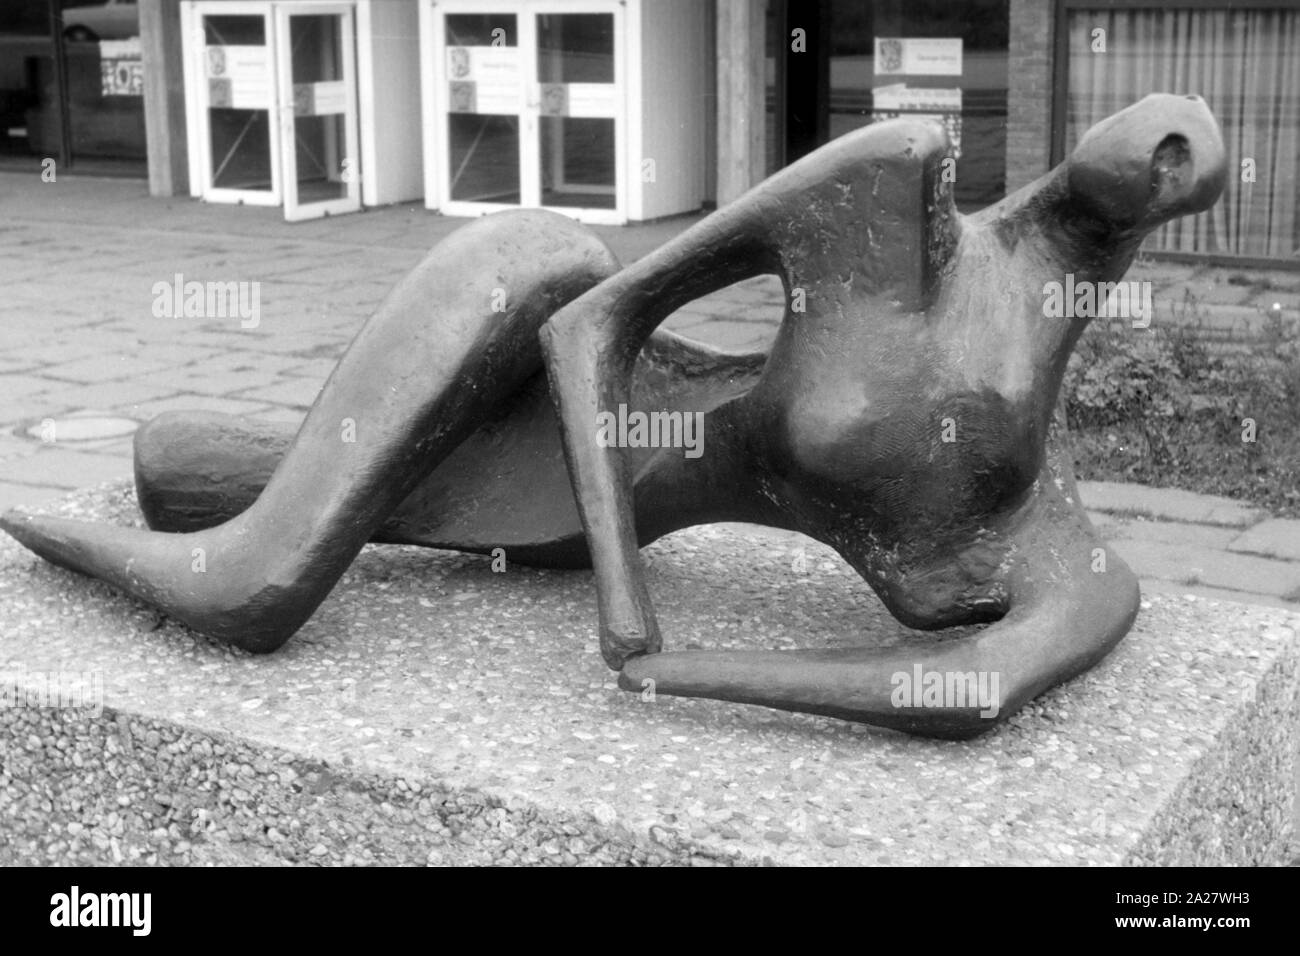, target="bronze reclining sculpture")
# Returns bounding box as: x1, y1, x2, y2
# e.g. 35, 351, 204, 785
1, 95, 1226, 738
